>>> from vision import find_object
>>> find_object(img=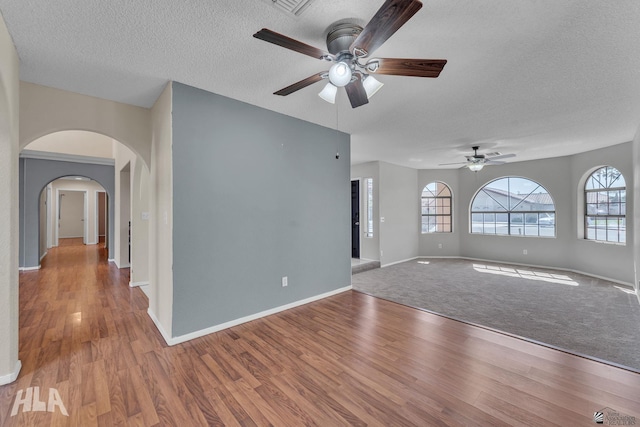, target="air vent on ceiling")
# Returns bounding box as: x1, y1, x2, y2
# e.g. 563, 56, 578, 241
263, 0, 315, 17
485, 152, 502, 158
